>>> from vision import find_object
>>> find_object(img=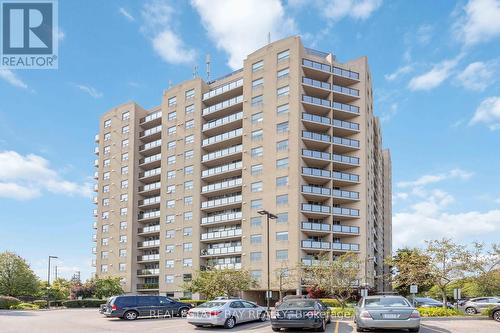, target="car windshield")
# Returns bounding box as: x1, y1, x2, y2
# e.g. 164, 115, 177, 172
278, 300, 316, 309
196, 301, 226, 308
365, 297, 410, 307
